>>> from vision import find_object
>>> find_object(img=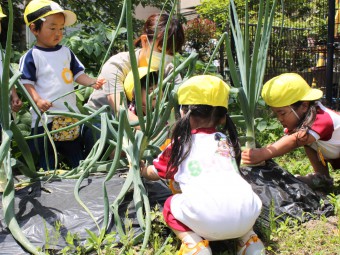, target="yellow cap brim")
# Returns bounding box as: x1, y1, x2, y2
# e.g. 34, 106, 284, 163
262, 73, 323, 107
28, 10, 76, 26
300, 88, 323, 101
124, 67, 157, 101
31, 10, 77, 27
